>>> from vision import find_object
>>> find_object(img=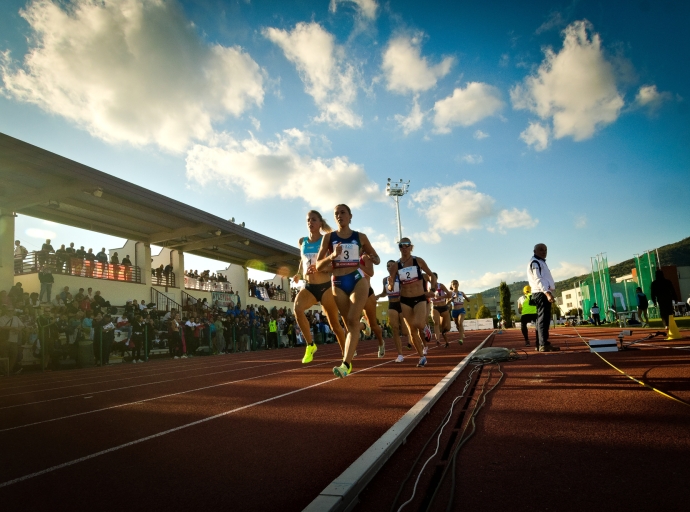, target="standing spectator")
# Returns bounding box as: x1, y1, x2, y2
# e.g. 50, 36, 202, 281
526, 243, 560, 352
55, 244, 67, 273
651, 269, 677, 329
268, 317, 278, 349
590, 303, 601, 325
84, 248, 96, 277
39, 265, 54, 303
8, 282, 24, 307
96, 248, 108, 278
39, 238, 55, 266
122, 254, 132, 281
635, 287, 649, 326
164, 263, 173, 285
130, 314, 145, 363
65, 242, 76, 274
213, 316, 225, 353
75, 246, 86, 275
0, 305, 26, 374
517, 285, 538, 348
111, 252, 120, 280
14, 240, 28, 274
